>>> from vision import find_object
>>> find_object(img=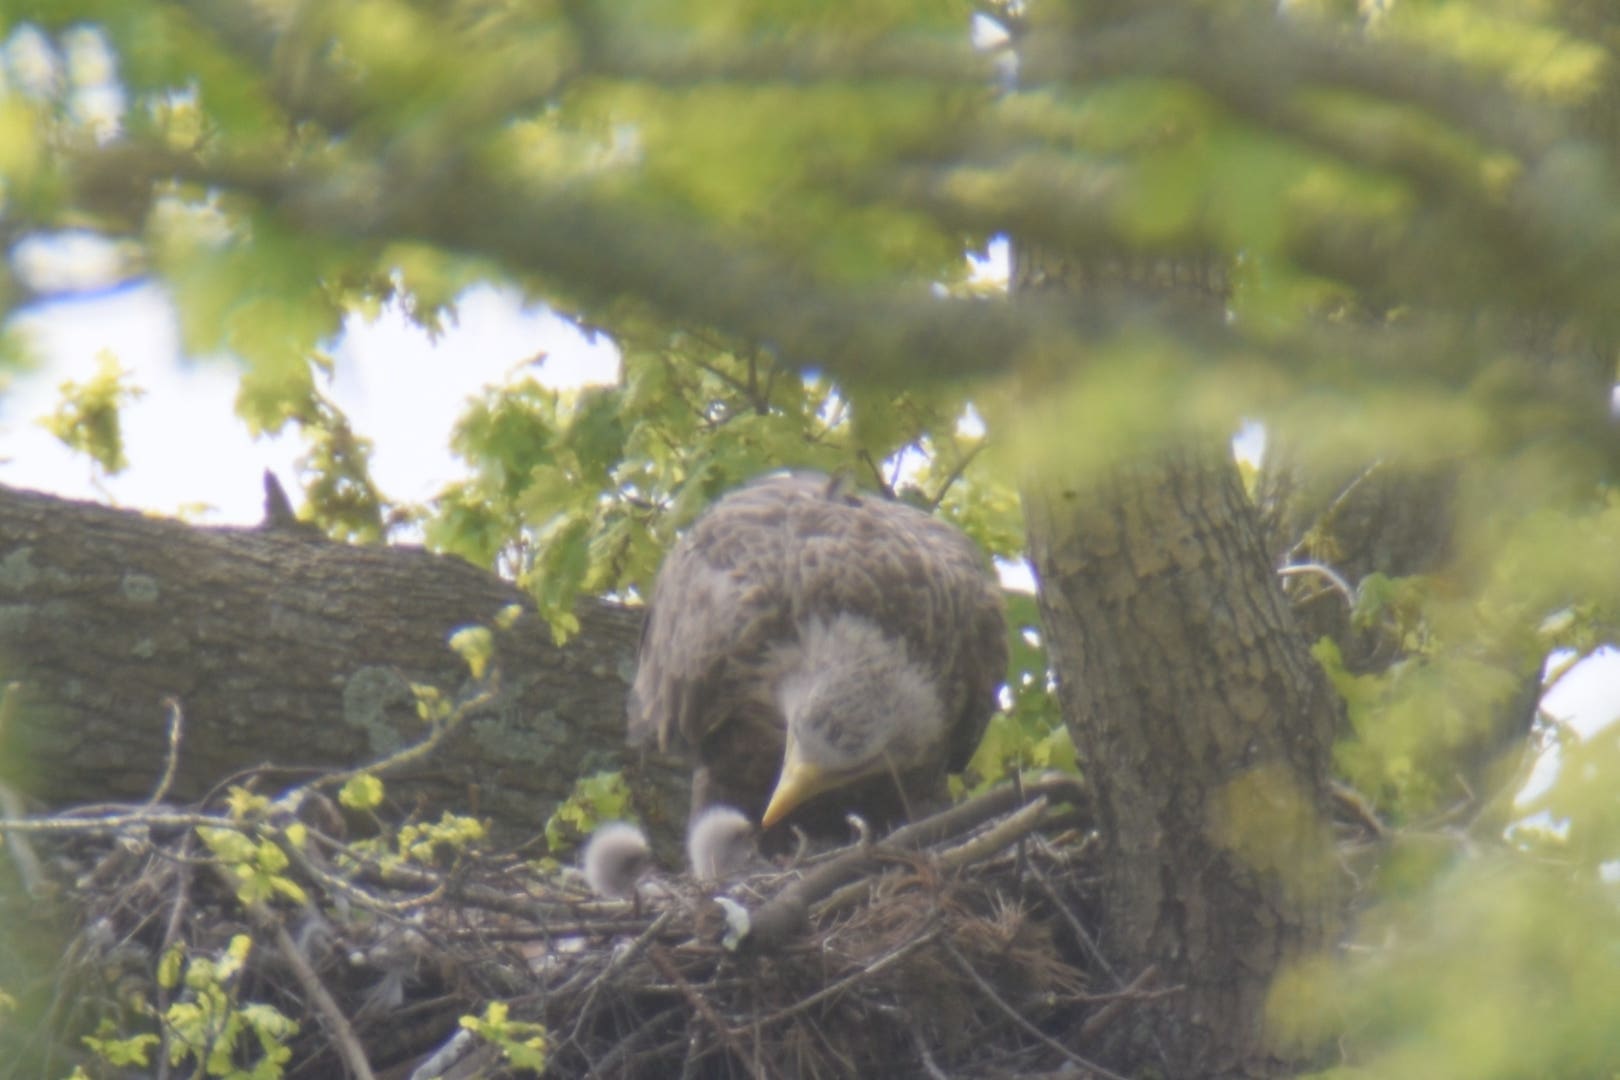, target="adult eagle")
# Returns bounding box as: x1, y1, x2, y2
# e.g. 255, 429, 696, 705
628, 473, 1008, 840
